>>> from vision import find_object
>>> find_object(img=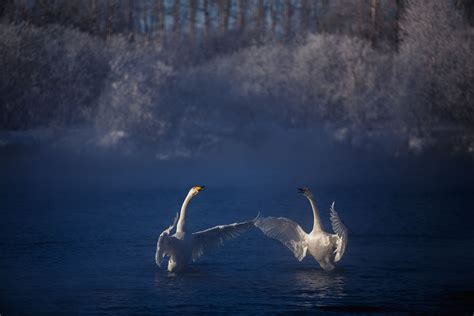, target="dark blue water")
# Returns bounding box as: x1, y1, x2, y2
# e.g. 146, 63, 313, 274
1, 153, 474, 314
